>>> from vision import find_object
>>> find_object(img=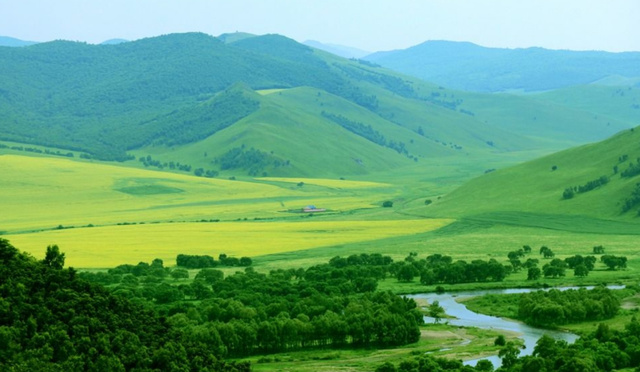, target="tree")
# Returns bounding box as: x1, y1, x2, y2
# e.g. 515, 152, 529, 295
43, 244, 65, 269
195, 268, 224, 284
494, 335, 506, 346
562, 188, 575, 199
527, 267, 541, 280
382, 200, 394, 208
428, 301, 444, 323
170, 268, 189, 280
396, 264, 417, 282
499, 342, 521, 369
574, 264, 589, 277
593, 245, 605, 254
